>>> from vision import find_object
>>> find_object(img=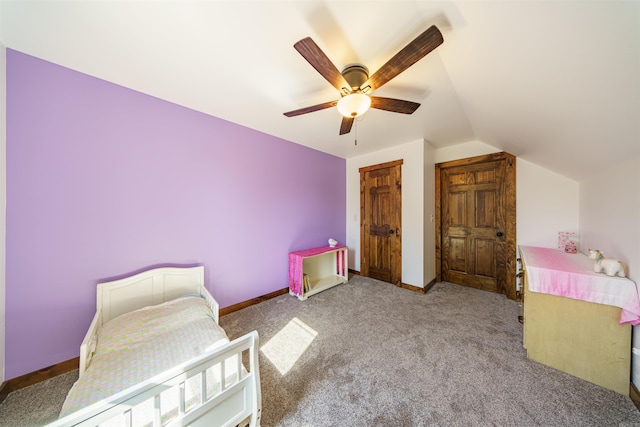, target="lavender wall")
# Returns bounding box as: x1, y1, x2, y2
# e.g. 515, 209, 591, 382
5, 49, 346, 379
